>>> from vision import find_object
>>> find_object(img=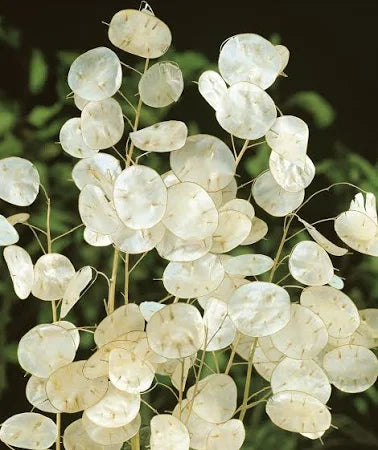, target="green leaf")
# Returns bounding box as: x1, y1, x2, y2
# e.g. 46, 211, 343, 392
29, 49, 48, 94
0, 133, 22, 156
4, 343, 18, 364
0, 19, 21, 49
286, 91, 336, 128
28, 103, 62, 127
0, 101, 19, 135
